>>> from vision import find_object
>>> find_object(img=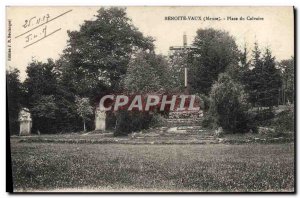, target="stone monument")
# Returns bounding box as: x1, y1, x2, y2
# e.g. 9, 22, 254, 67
95, 107, 106, 131
19, 108, 32, 136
